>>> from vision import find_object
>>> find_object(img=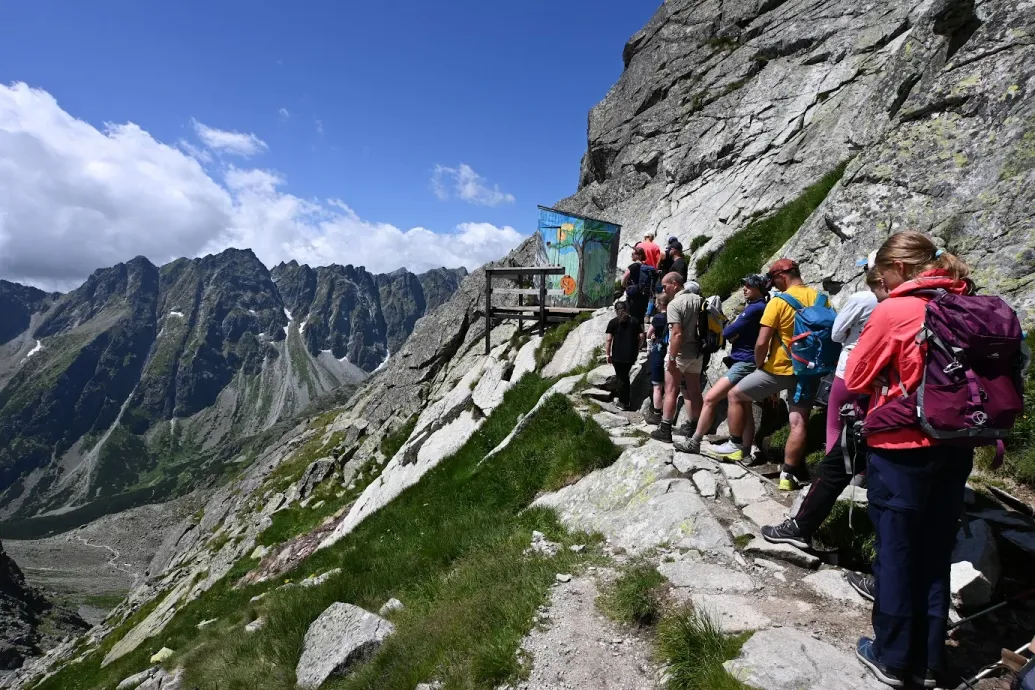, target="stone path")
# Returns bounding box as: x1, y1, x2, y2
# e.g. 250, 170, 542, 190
527, 394, 884, 690
506, 572, 660, 690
